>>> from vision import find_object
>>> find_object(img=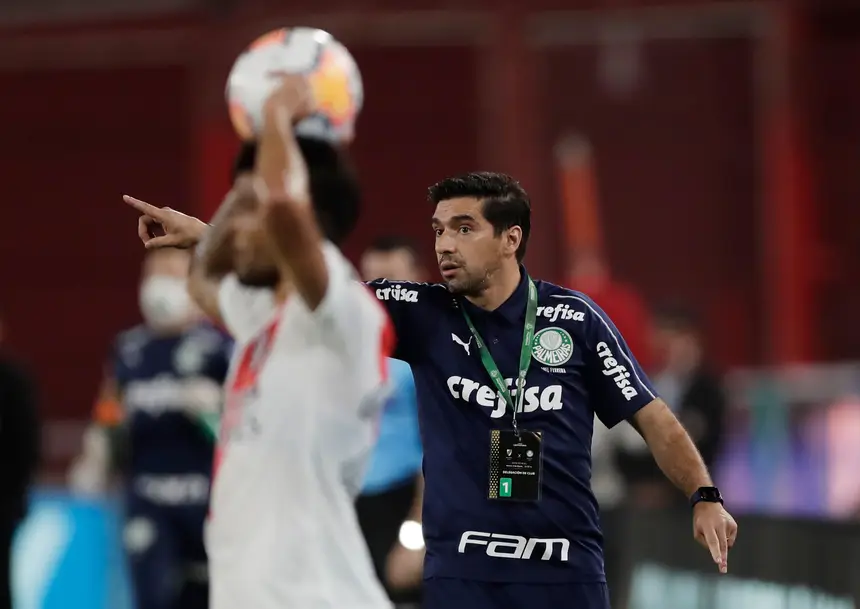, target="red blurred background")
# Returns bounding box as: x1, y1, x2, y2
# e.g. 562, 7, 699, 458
2, 0, 859, 471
